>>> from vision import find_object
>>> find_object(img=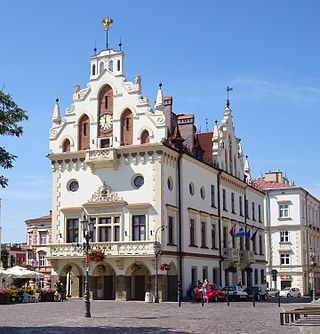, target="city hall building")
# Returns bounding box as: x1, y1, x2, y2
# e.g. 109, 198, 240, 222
47, 40, 267, 301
